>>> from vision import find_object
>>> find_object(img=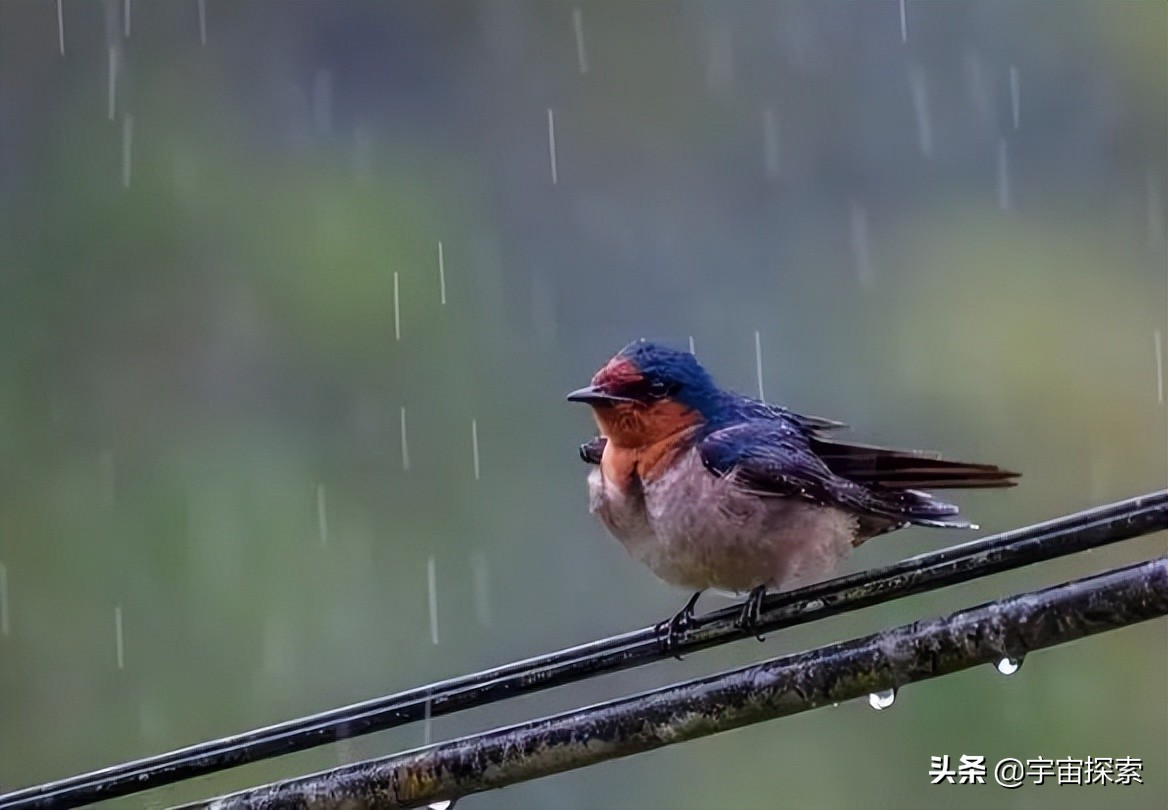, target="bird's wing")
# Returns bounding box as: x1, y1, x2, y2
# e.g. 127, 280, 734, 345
698, 419, 977, 529
809, 436, 1019, 489
726, 398, 849, 432
792, 412, 850, 432
725, 398, 1017, 490
698, 419, 850, 505
579, 436, 607, 465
